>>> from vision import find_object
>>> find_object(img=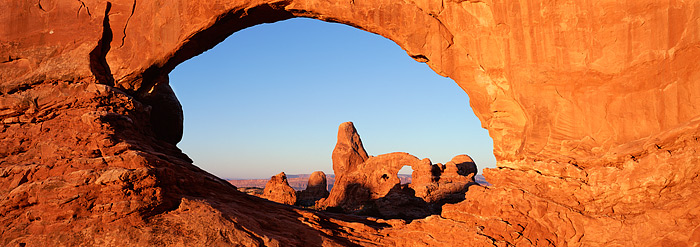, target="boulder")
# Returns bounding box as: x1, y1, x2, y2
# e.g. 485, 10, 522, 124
262, 172, 297, 205
442, 155, 477, 179
296, 171, 329, 207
